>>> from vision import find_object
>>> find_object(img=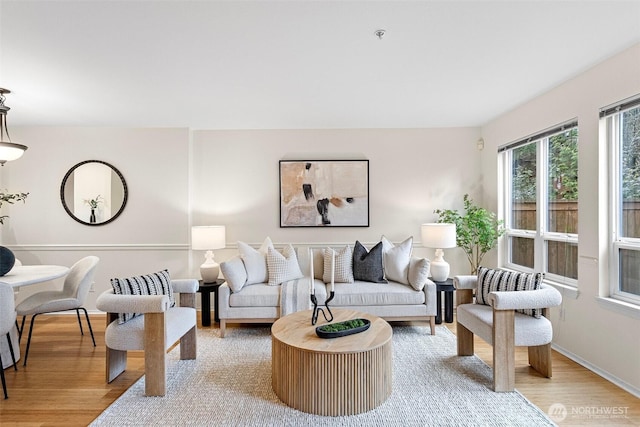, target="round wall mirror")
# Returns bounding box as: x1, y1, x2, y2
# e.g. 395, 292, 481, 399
60, 160, 128, 226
